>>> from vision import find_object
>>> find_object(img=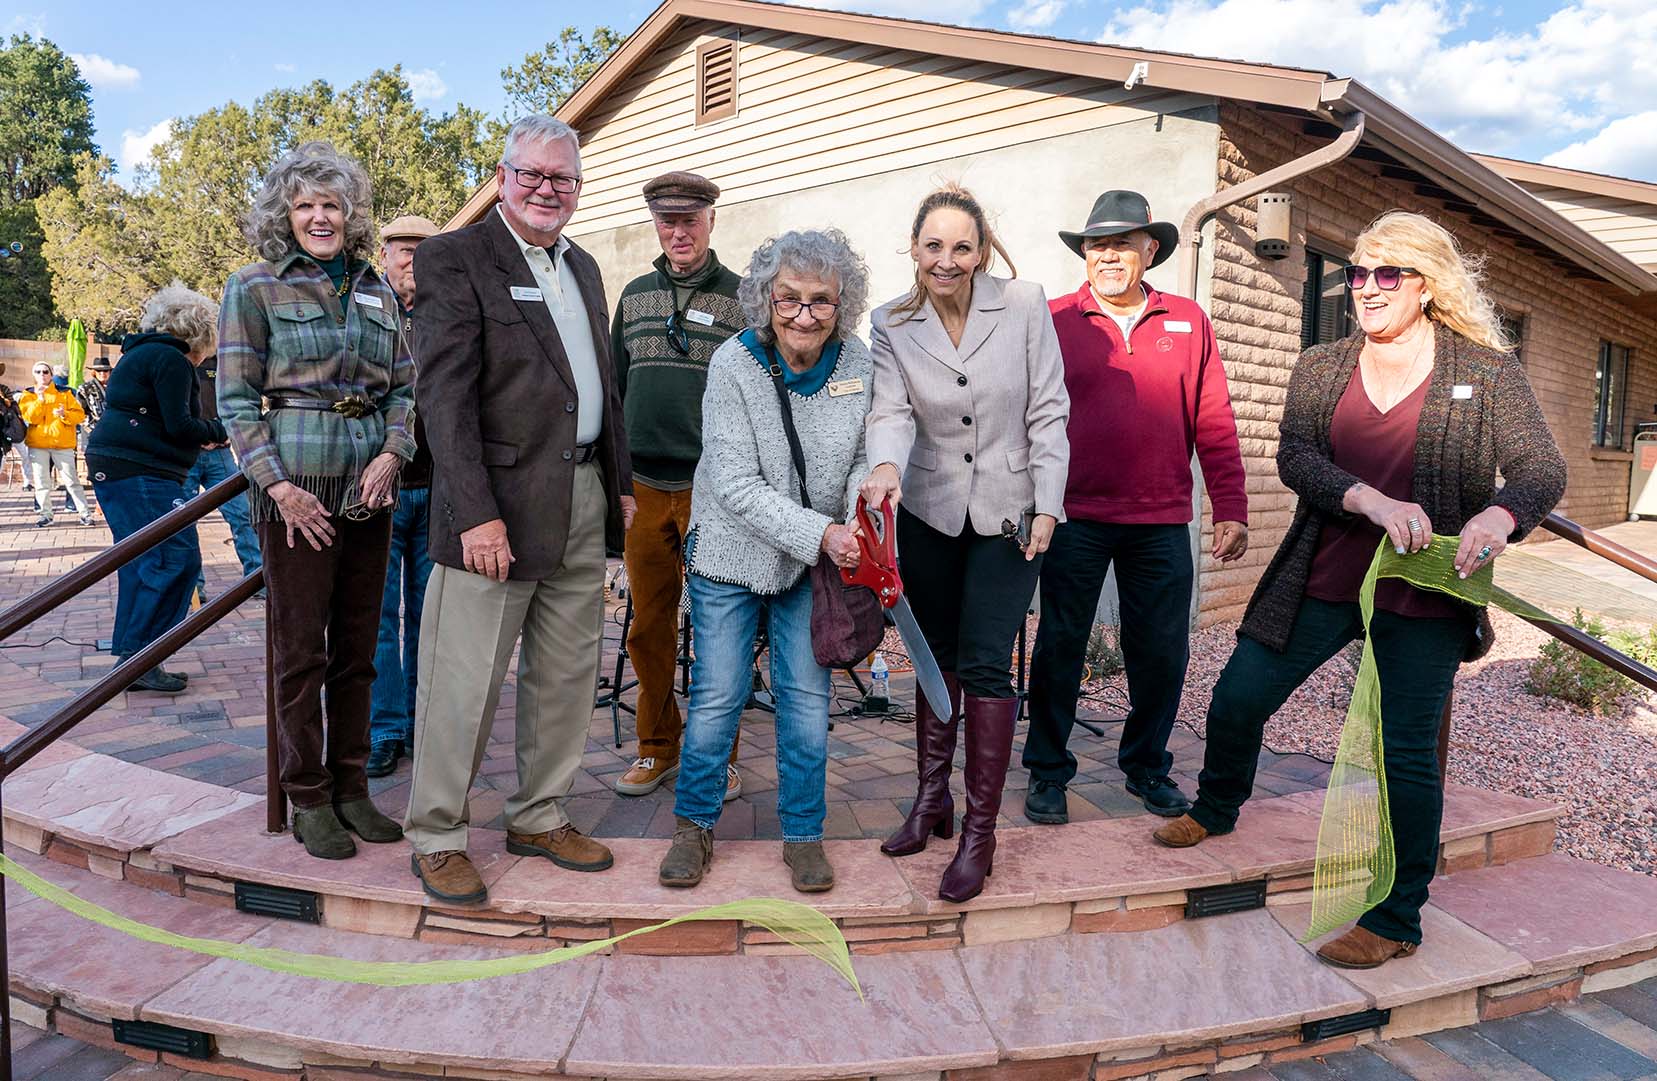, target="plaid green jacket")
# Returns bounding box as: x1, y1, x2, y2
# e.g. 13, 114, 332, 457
217, 253, 416, 520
